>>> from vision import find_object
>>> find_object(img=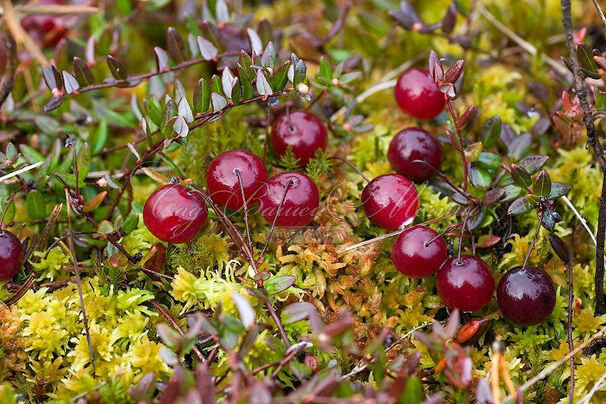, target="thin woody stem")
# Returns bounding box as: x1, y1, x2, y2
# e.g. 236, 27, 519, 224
258, 180, 293, 264
522, 211, 543, 269
330, 156, 370, 183
235, 169, 254, 252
